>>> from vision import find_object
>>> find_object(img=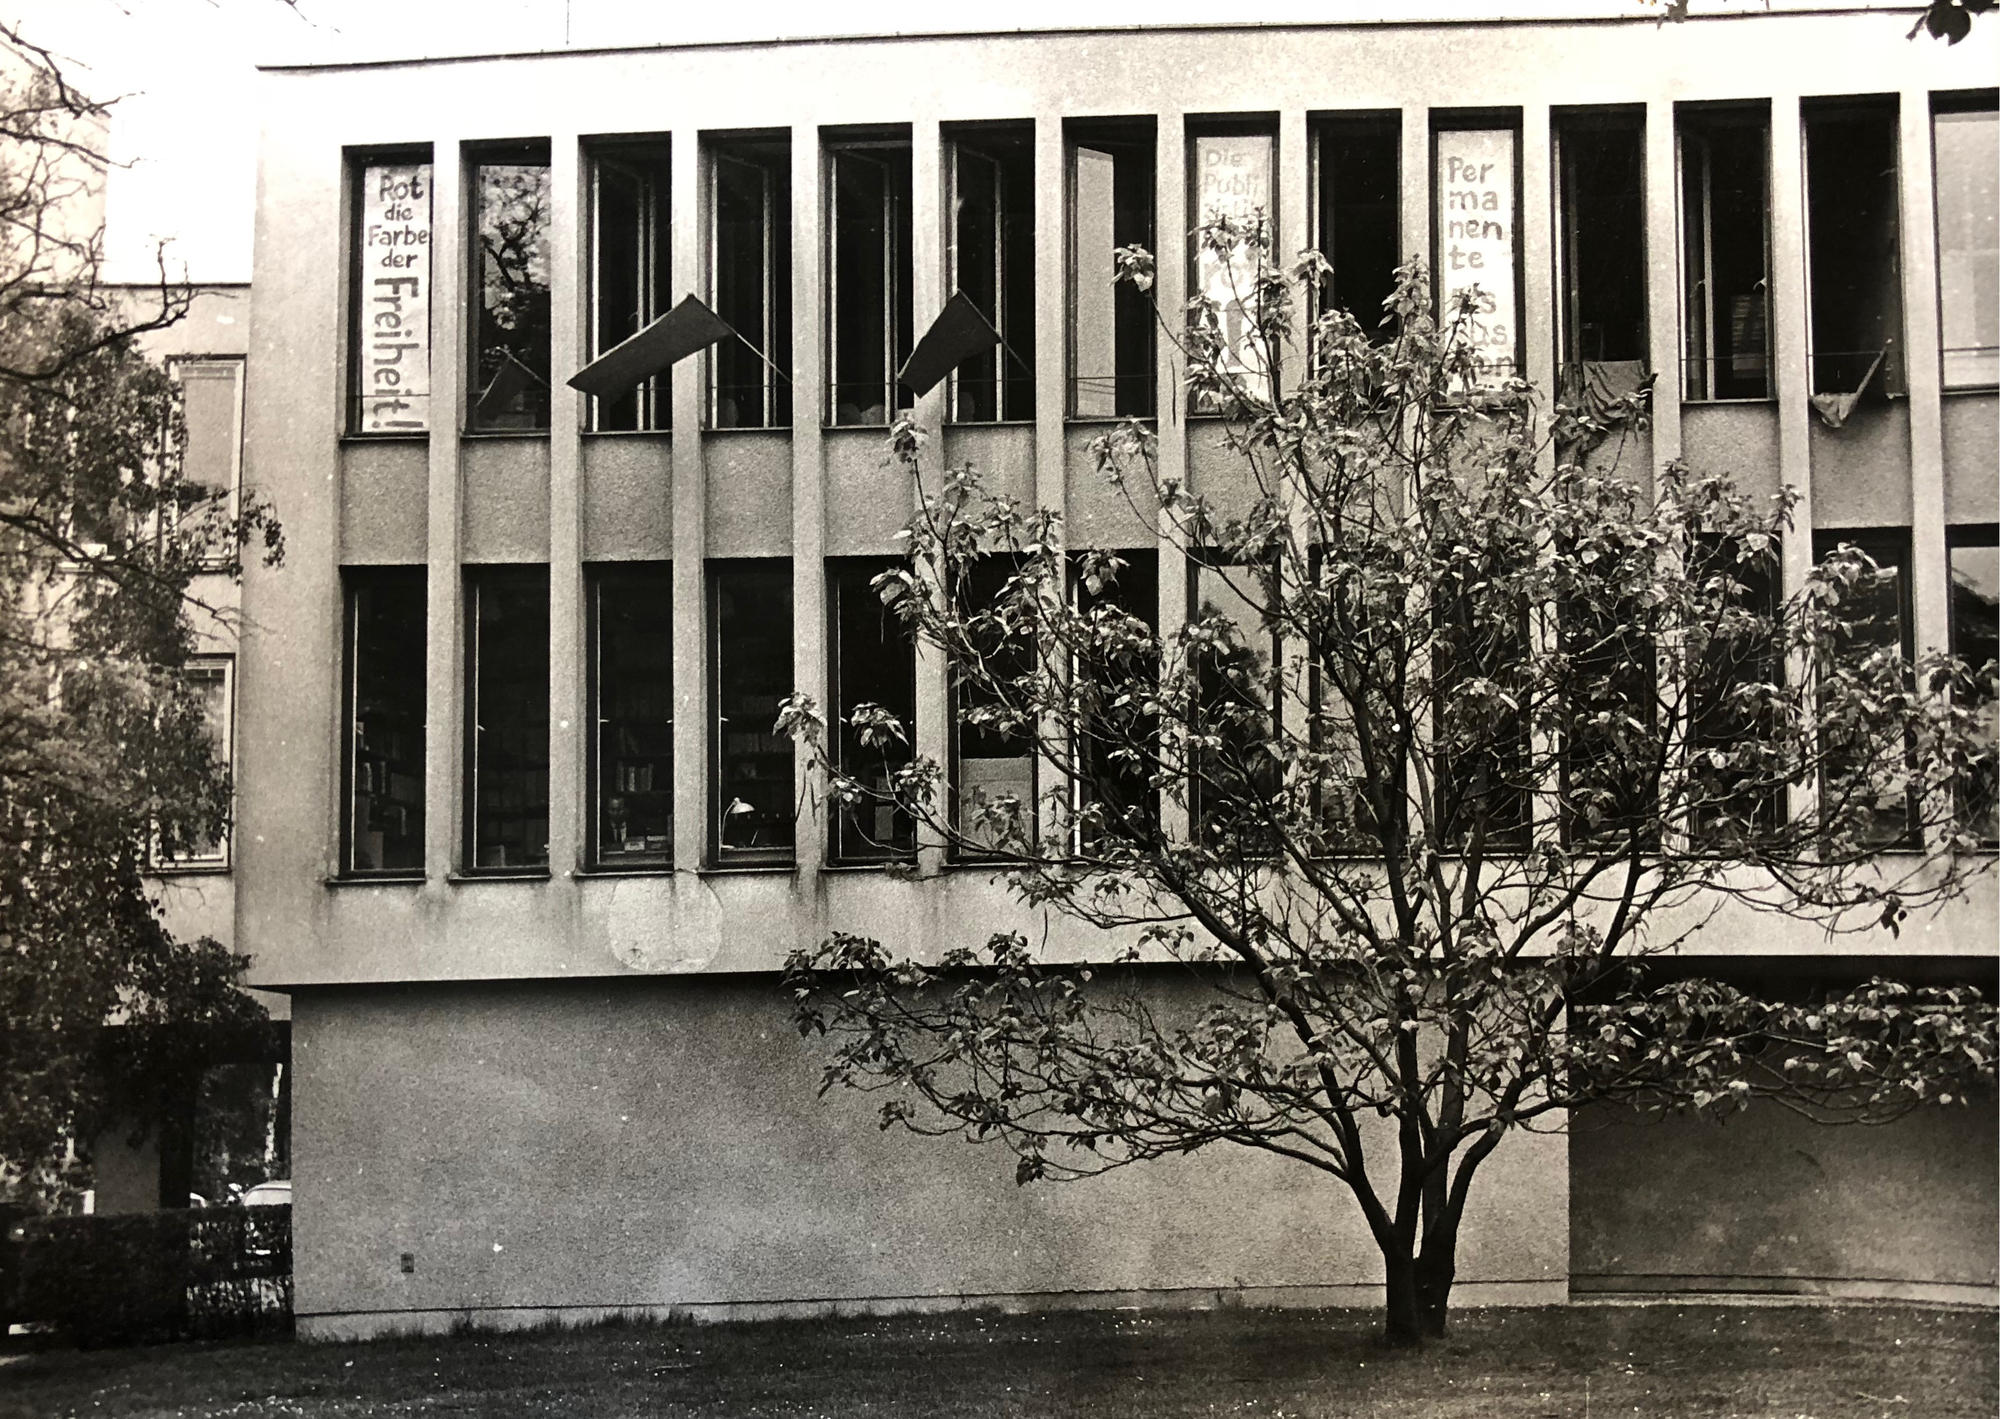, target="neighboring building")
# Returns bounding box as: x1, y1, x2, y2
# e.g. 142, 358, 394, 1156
231, 10, 1997, 1338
